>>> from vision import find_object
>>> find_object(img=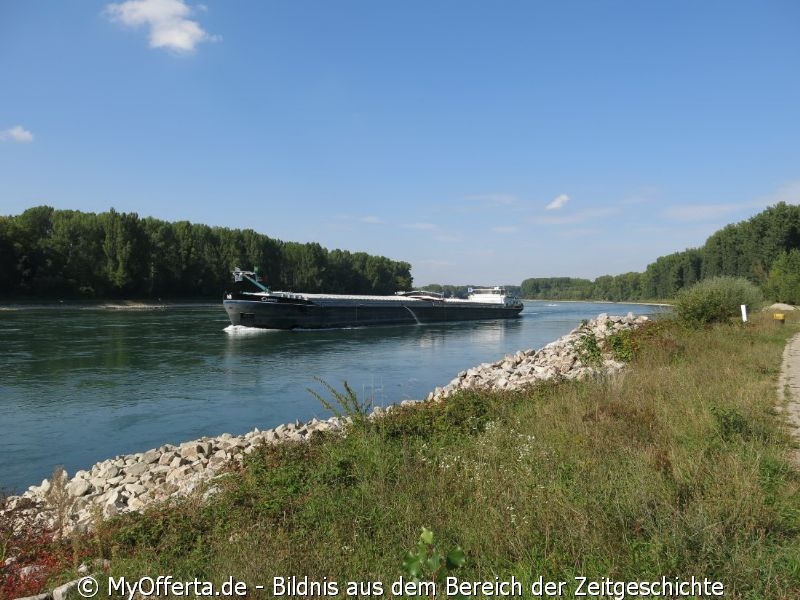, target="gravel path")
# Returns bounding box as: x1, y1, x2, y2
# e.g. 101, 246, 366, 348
778, 331, 800, 466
